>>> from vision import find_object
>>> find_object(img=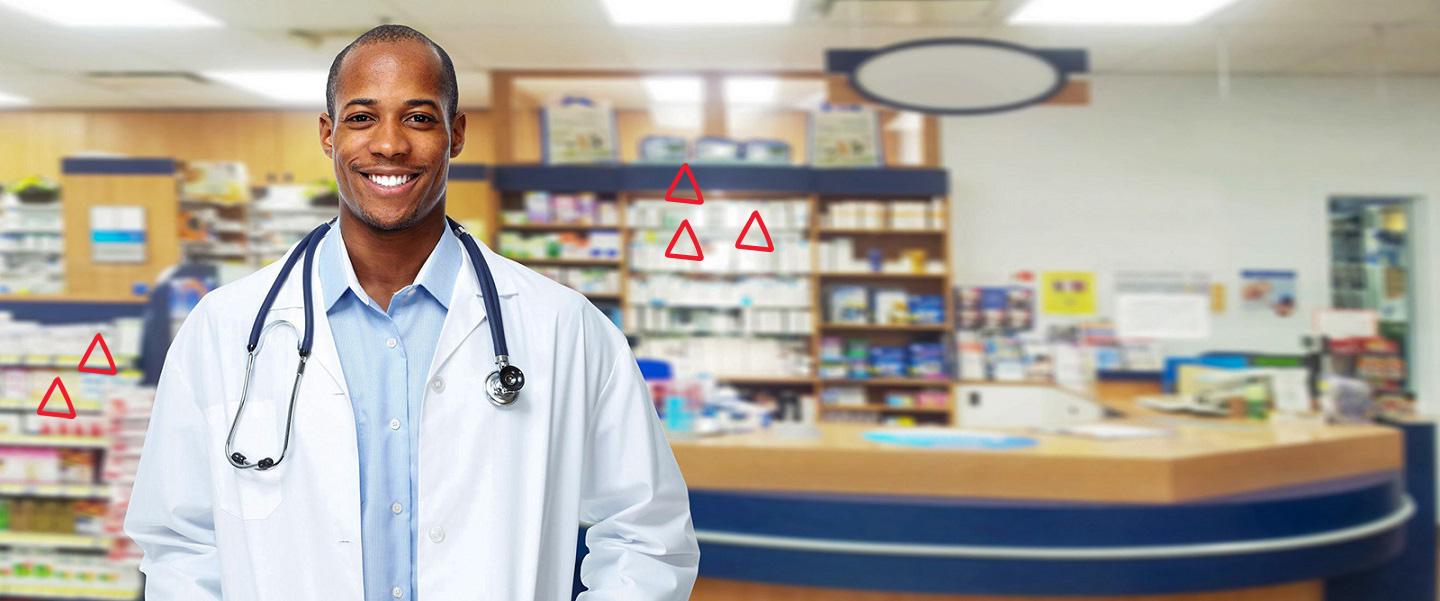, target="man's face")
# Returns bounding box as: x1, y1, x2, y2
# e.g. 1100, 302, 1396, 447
320, 39, 465, 231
